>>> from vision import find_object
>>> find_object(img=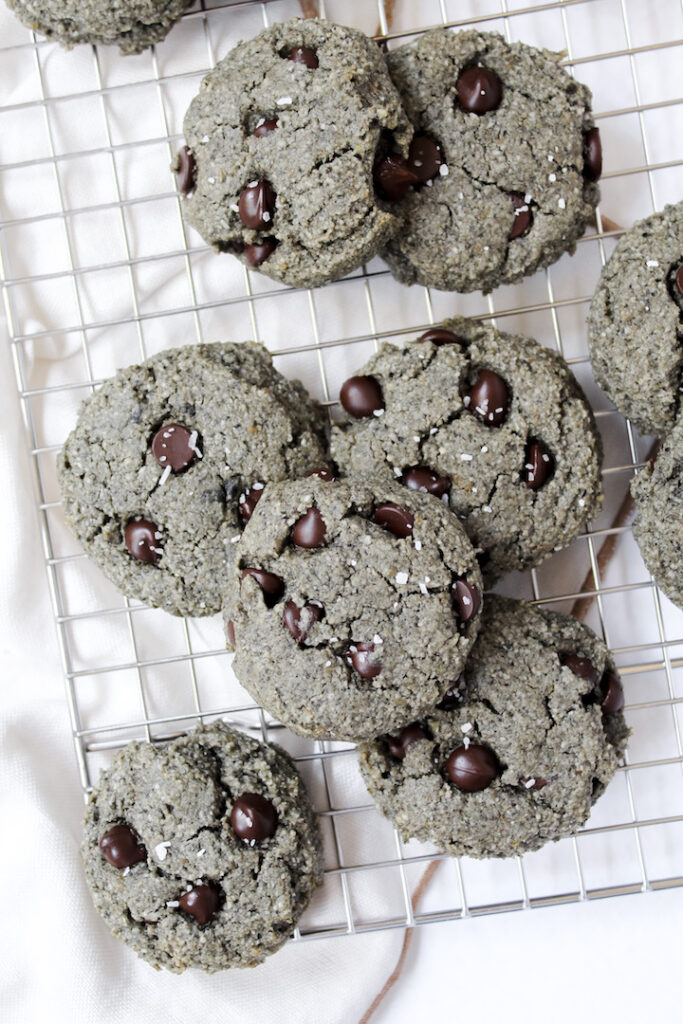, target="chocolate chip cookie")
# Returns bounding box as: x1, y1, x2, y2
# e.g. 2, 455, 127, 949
588, 202, 683, 437
631, 417, 683, 609
330, 317, 602, 582
83, 721, 323, 972
58, 342, 329, 617
178, 17, 412, 289
5, 0, 188, 53
223, 474, 483, 742
380, 28, 600, 292
359, 596, 629, 859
